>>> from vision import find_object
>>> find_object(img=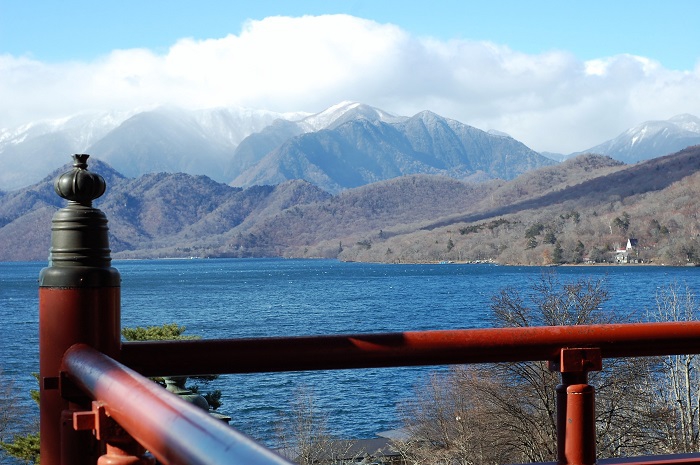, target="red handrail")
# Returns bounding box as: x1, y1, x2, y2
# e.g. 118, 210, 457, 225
62, 343, 293, 465
61, 322, 700, 465
119, 320, 700, 377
